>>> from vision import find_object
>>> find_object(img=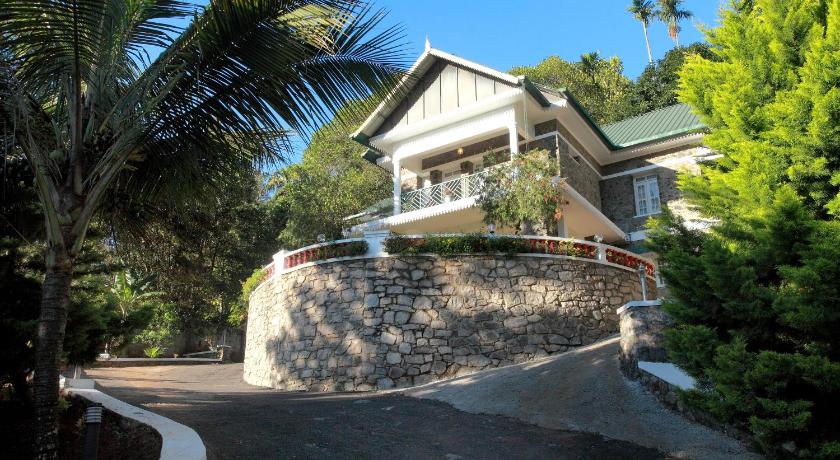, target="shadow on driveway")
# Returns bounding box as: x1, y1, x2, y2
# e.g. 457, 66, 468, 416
86, 364, 666, 460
